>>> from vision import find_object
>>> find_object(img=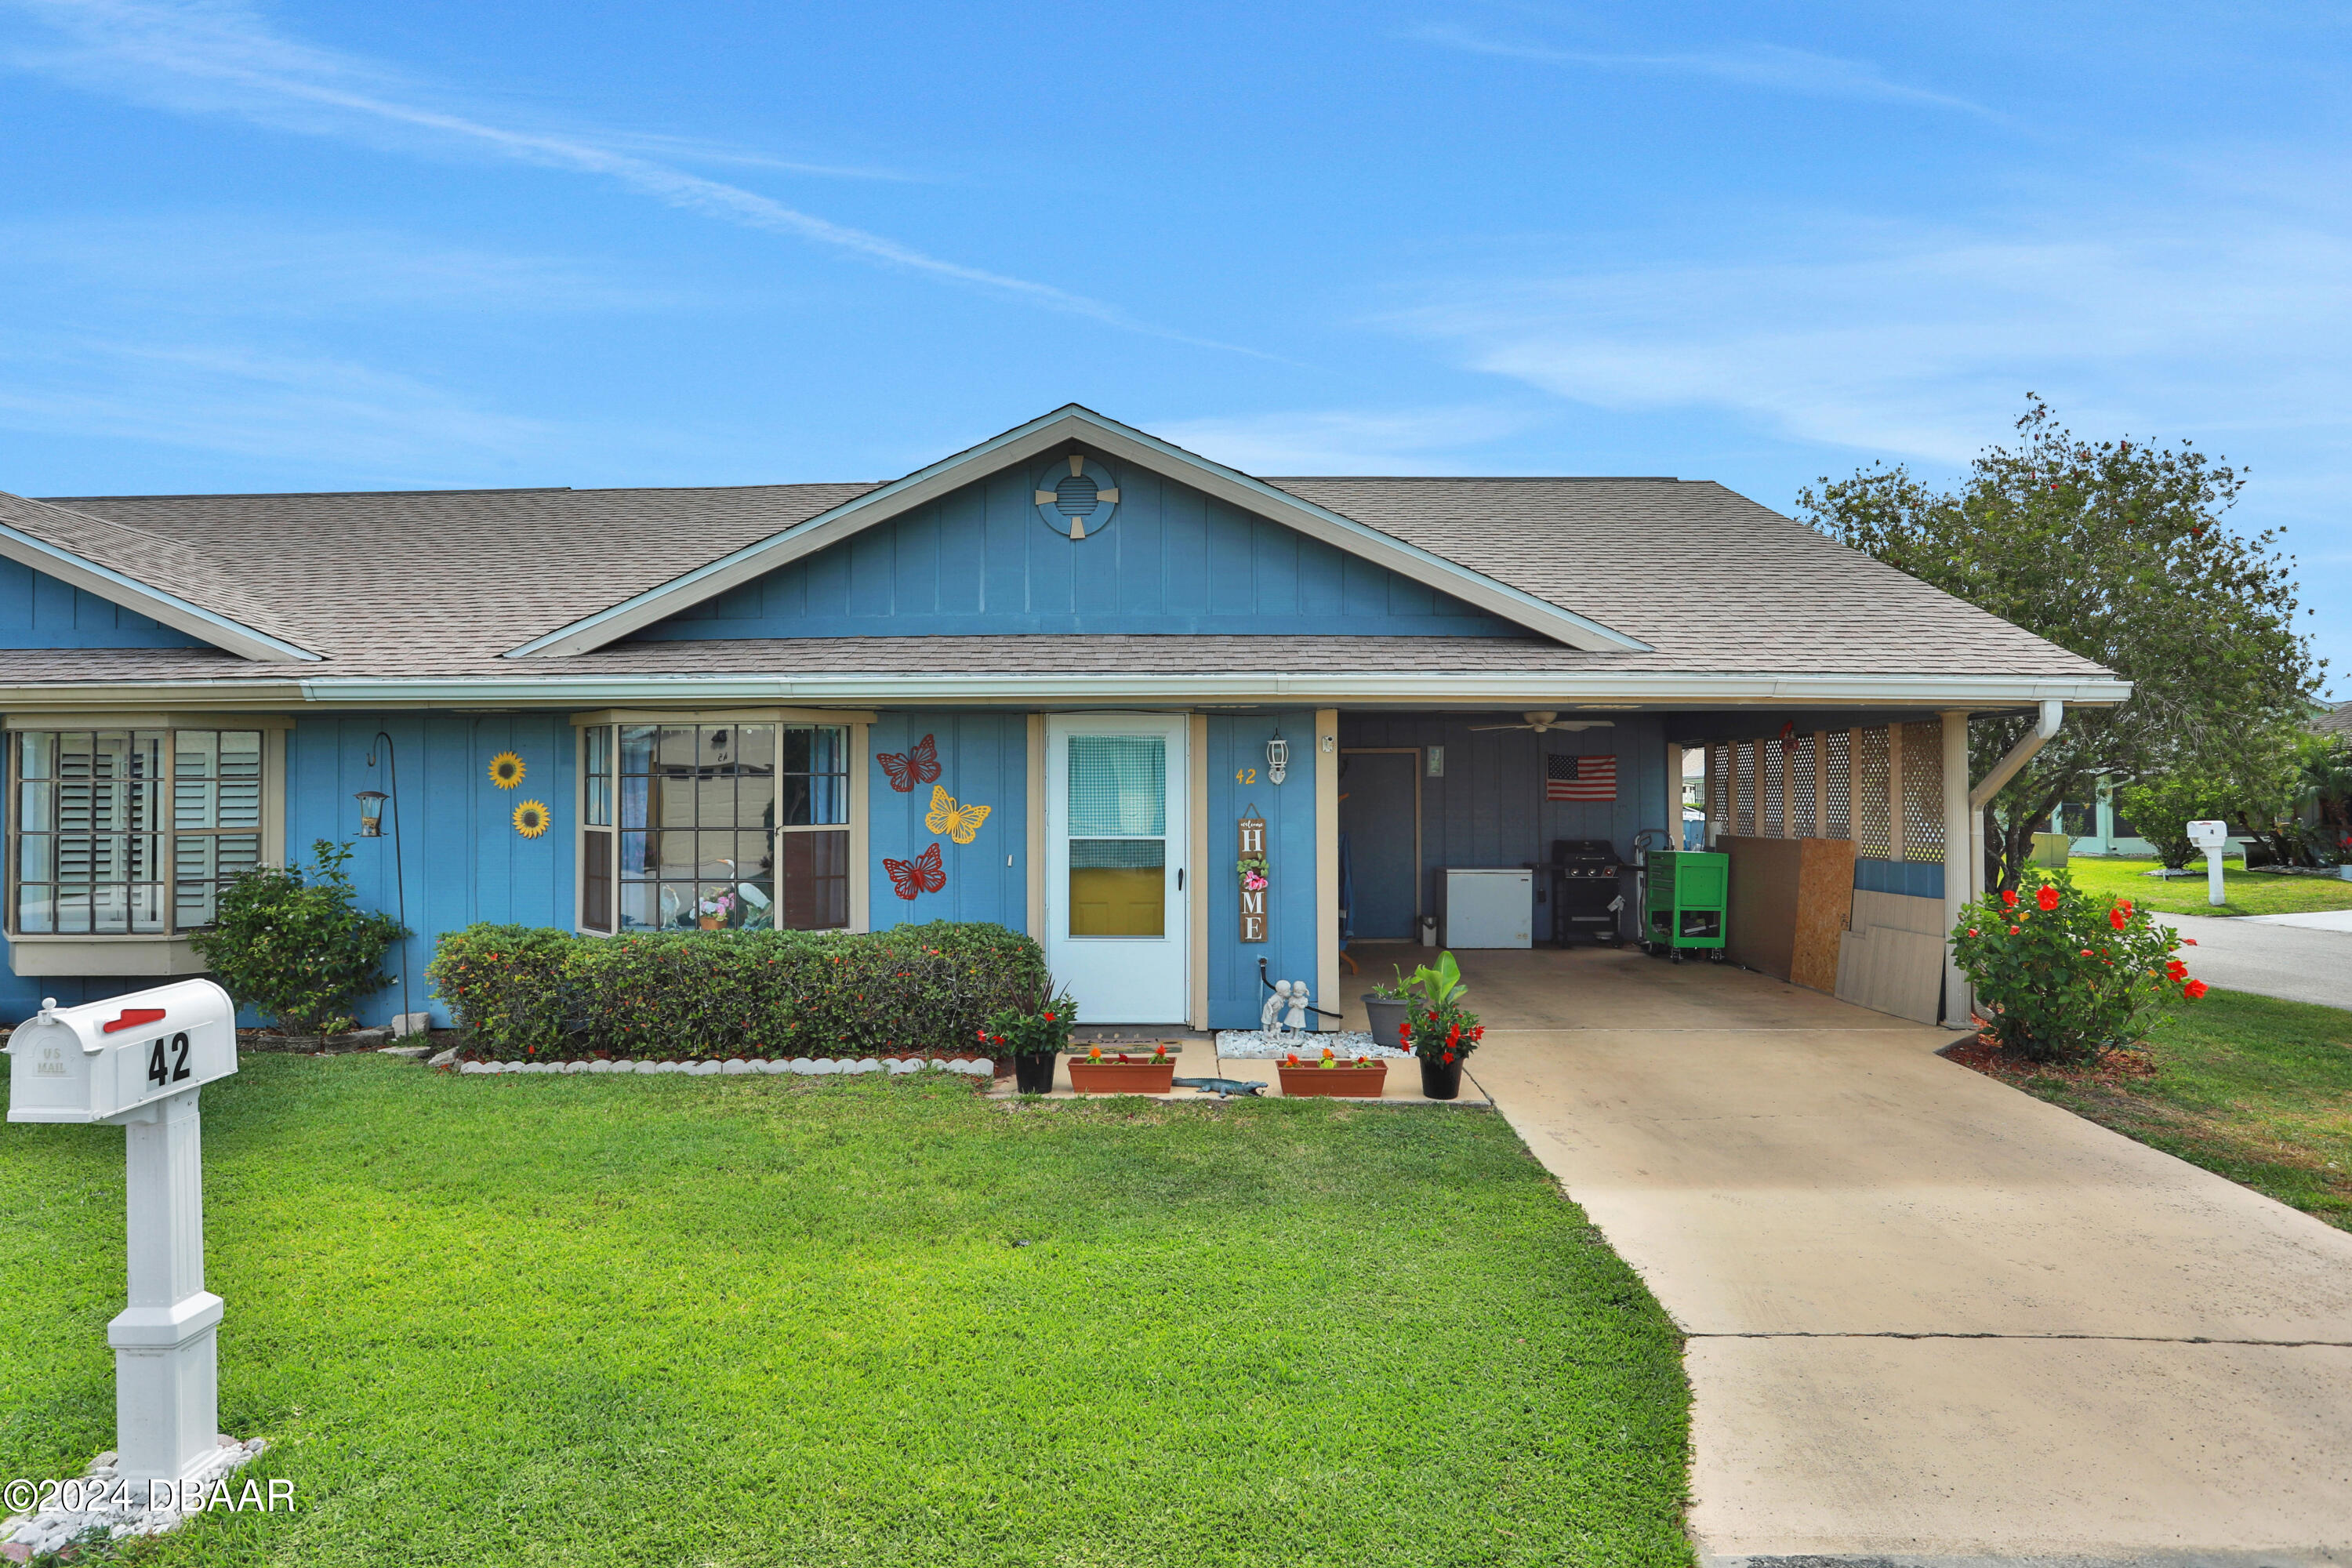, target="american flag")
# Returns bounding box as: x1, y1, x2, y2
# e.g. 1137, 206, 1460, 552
1546, 753, 1617, 802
